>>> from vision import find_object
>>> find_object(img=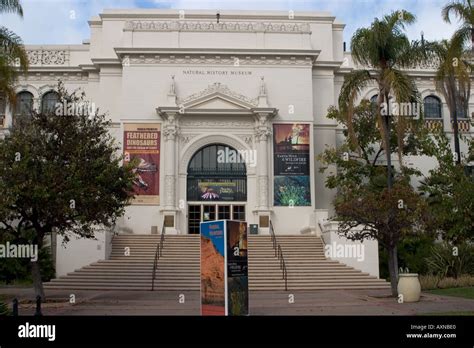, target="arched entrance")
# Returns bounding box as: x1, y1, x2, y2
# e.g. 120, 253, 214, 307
187, 143, 247, 234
